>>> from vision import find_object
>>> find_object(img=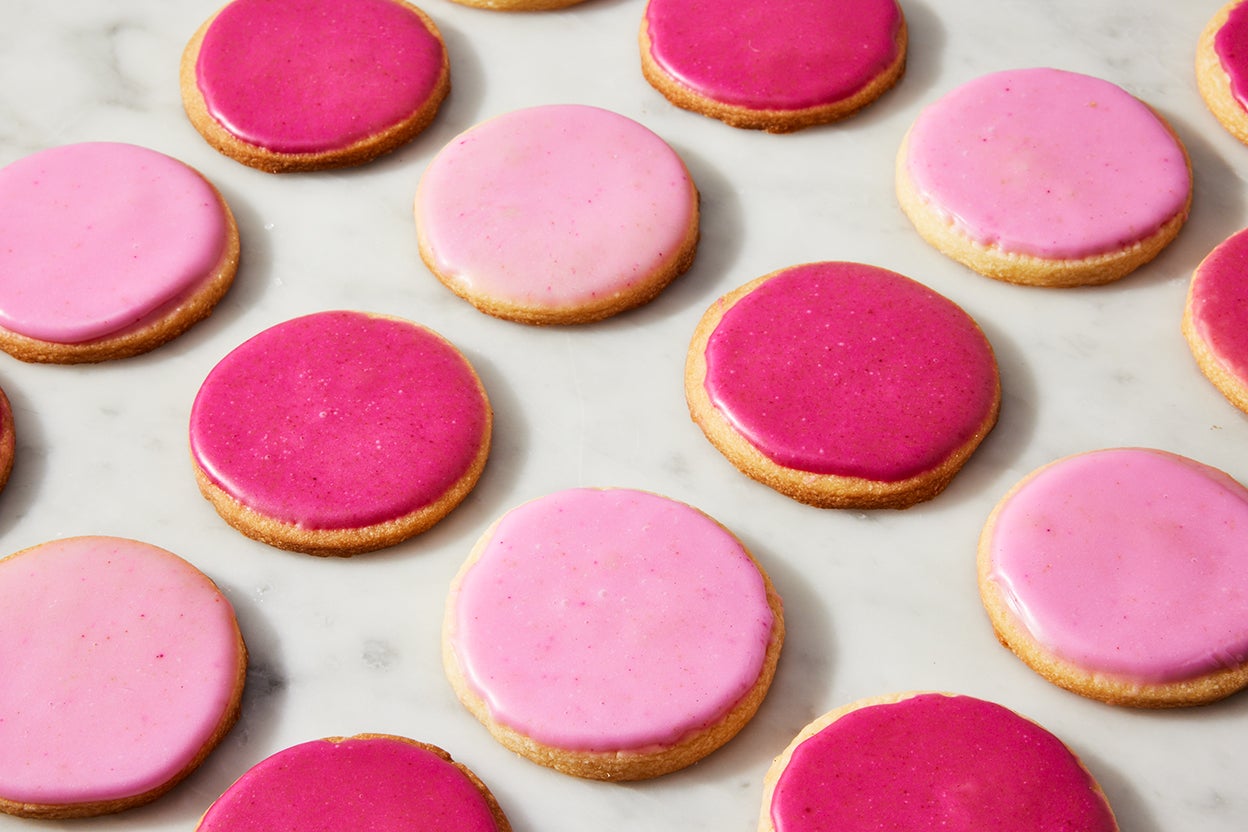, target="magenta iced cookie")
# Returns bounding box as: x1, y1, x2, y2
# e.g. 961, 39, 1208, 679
1198, 0, 1248, 145
1184, 225, 1248, 414
189, 311, 492, 556
686, 262, 1000, 509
